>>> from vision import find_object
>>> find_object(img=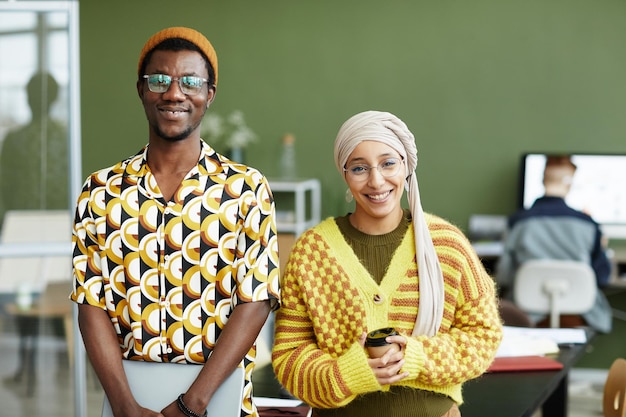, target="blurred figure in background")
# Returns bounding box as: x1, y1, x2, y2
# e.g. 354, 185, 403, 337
496, 155, 612, 333
0, 71, 68, 228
